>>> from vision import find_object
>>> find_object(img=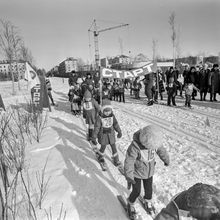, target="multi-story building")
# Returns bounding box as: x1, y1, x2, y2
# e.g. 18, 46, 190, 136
101, 55, 132, 69
0, 60, 26, 80
58, 57, 78, 76
100, 57, 111, 68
